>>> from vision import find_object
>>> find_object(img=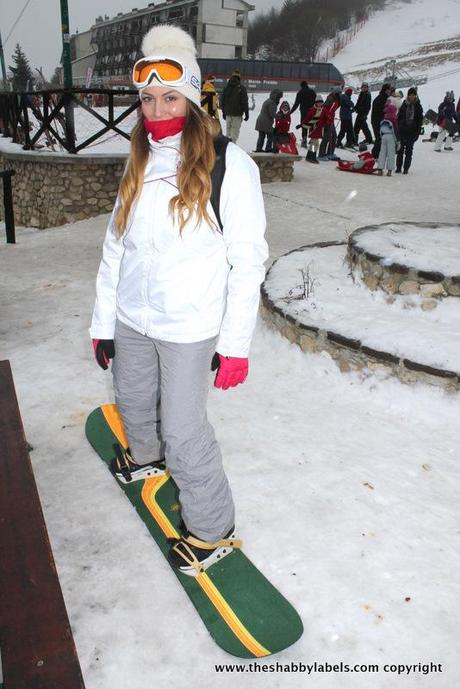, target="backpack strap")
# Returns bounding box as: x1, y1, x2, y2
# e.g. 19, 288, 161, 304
210, 134, 231, 233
